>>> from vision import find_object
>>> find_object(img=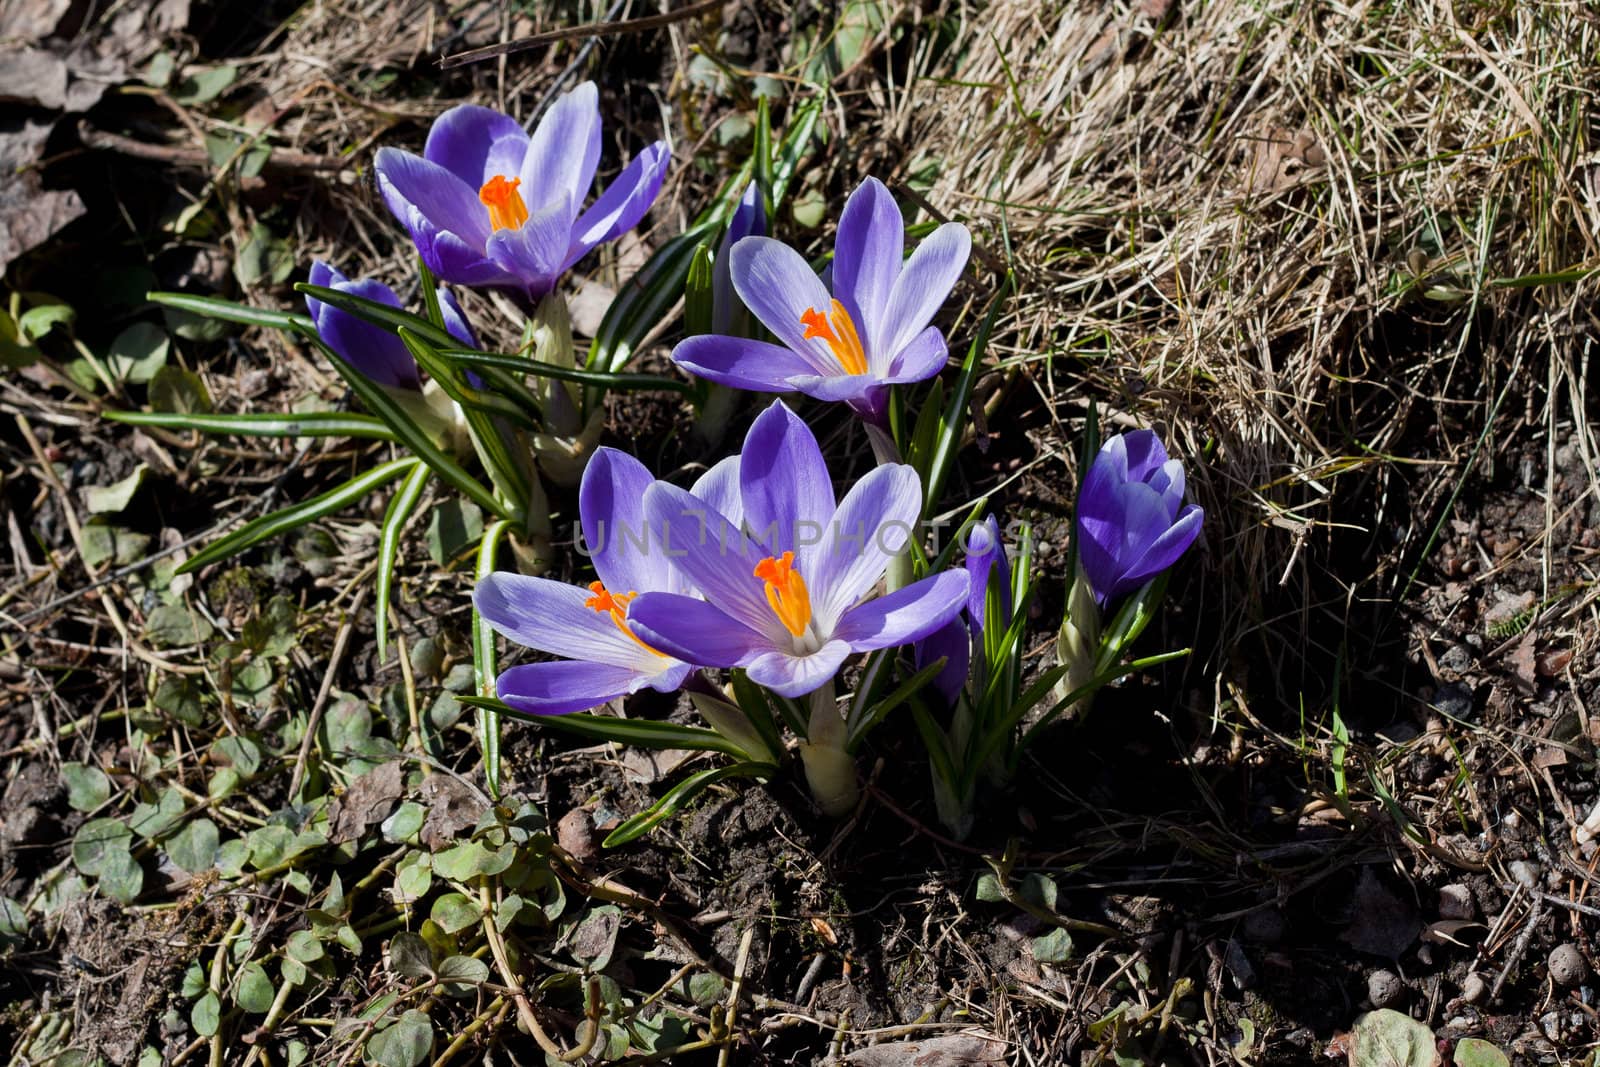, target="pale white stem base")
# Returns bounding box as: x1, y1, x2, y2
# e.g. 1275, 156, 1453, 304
798, 682, 858, 817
